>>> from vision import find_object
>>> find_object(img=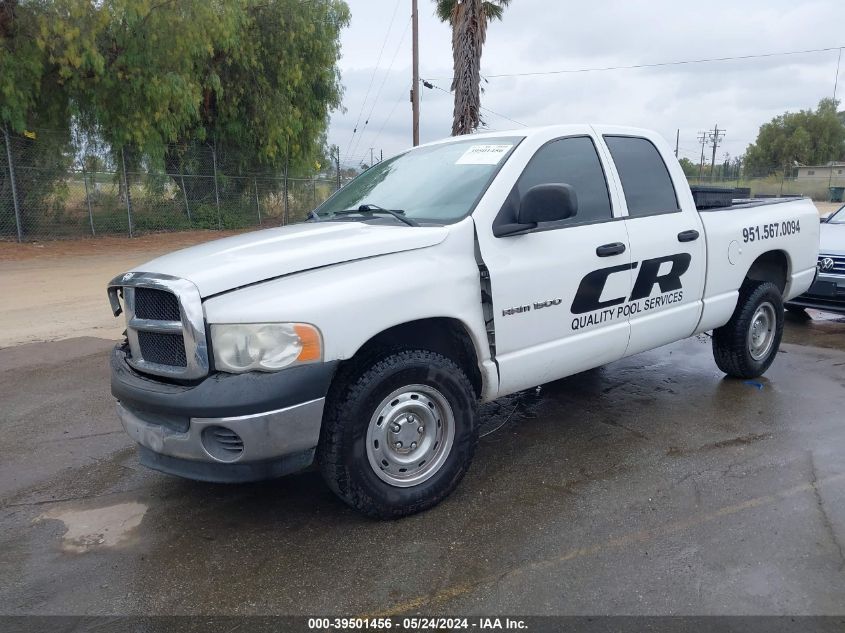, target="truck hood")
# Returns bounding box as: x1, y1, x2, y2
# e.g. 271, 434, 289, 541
132, 222, 450, 297
820, 222, 845, 256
